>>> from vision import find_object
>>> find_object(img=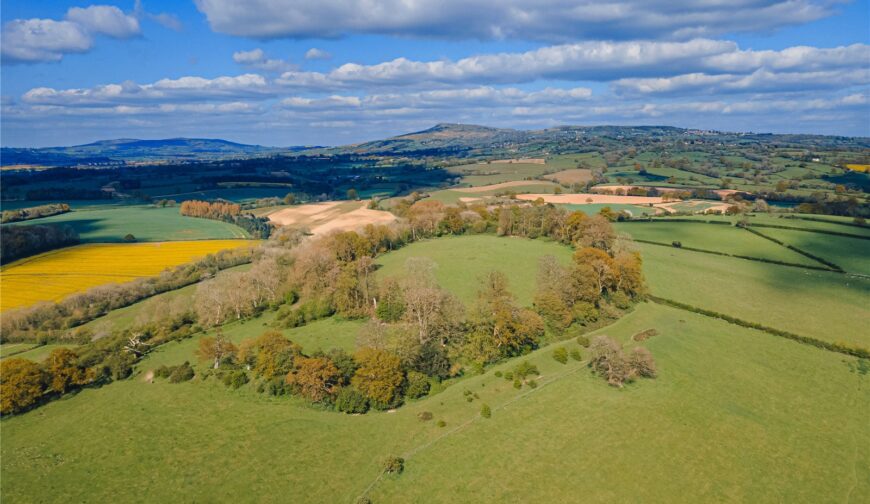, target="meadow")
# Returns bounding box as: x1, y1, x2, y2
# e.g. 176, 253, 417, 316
0, 240, 255, 311
745, 227, 870, 275
12, 205, 249, 242
447, 161, 554, 186
1, 302, 866, 503
375, 235, 573, 306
